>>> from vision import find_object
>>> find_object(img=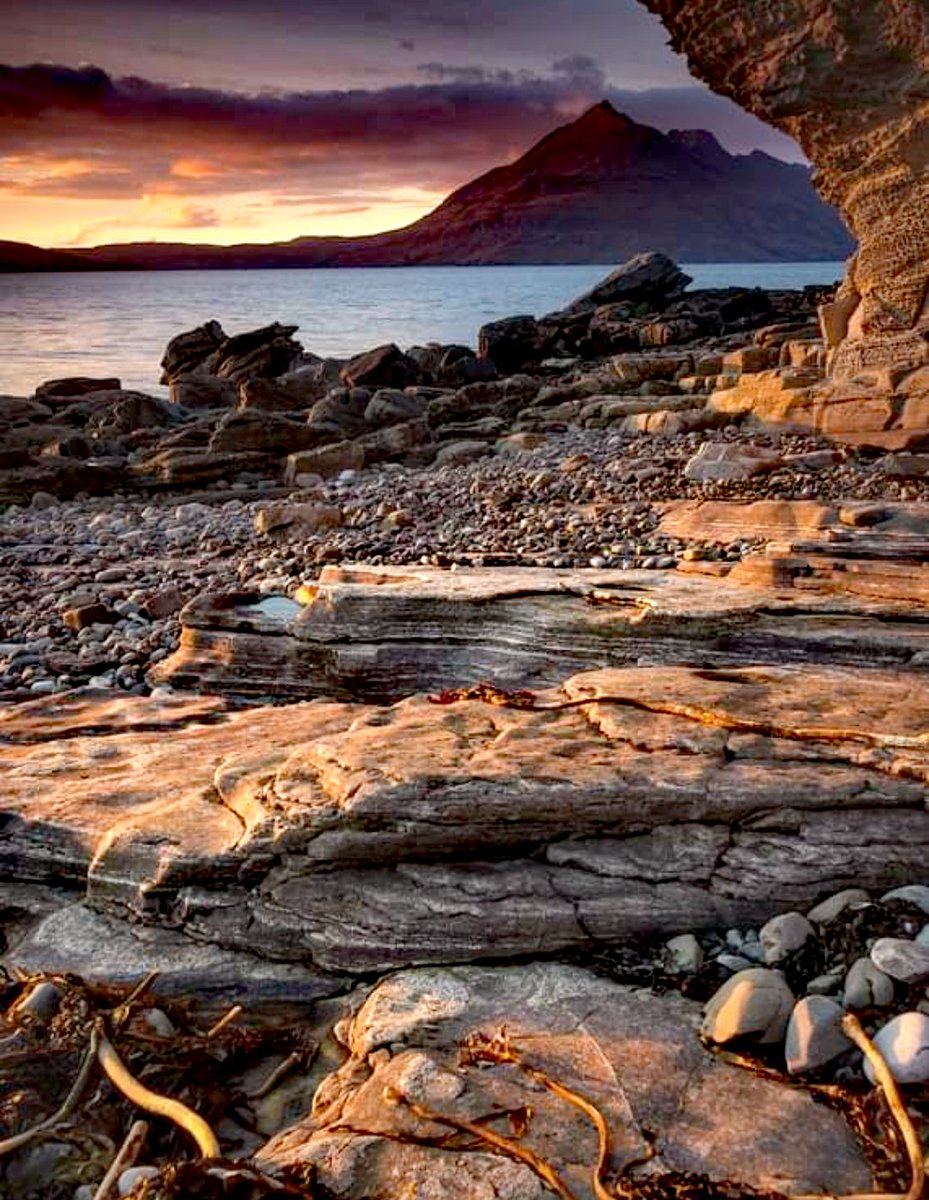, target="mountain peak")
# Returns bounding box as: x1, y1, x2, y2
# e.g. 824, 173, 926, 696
573, 99, 634, 129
